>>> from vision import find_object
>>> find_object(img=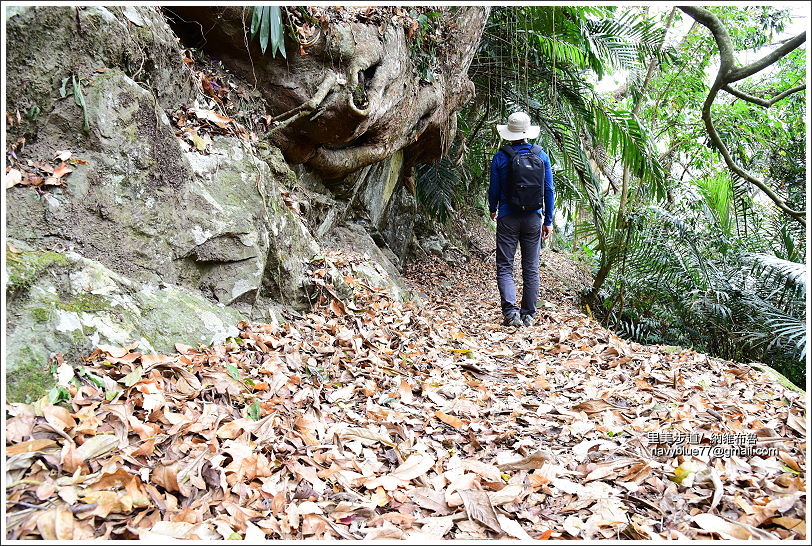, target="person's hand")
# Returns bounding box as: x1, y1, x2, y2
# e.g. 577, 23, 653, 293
542, 224, 552, 240
490, 211, 497, 221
